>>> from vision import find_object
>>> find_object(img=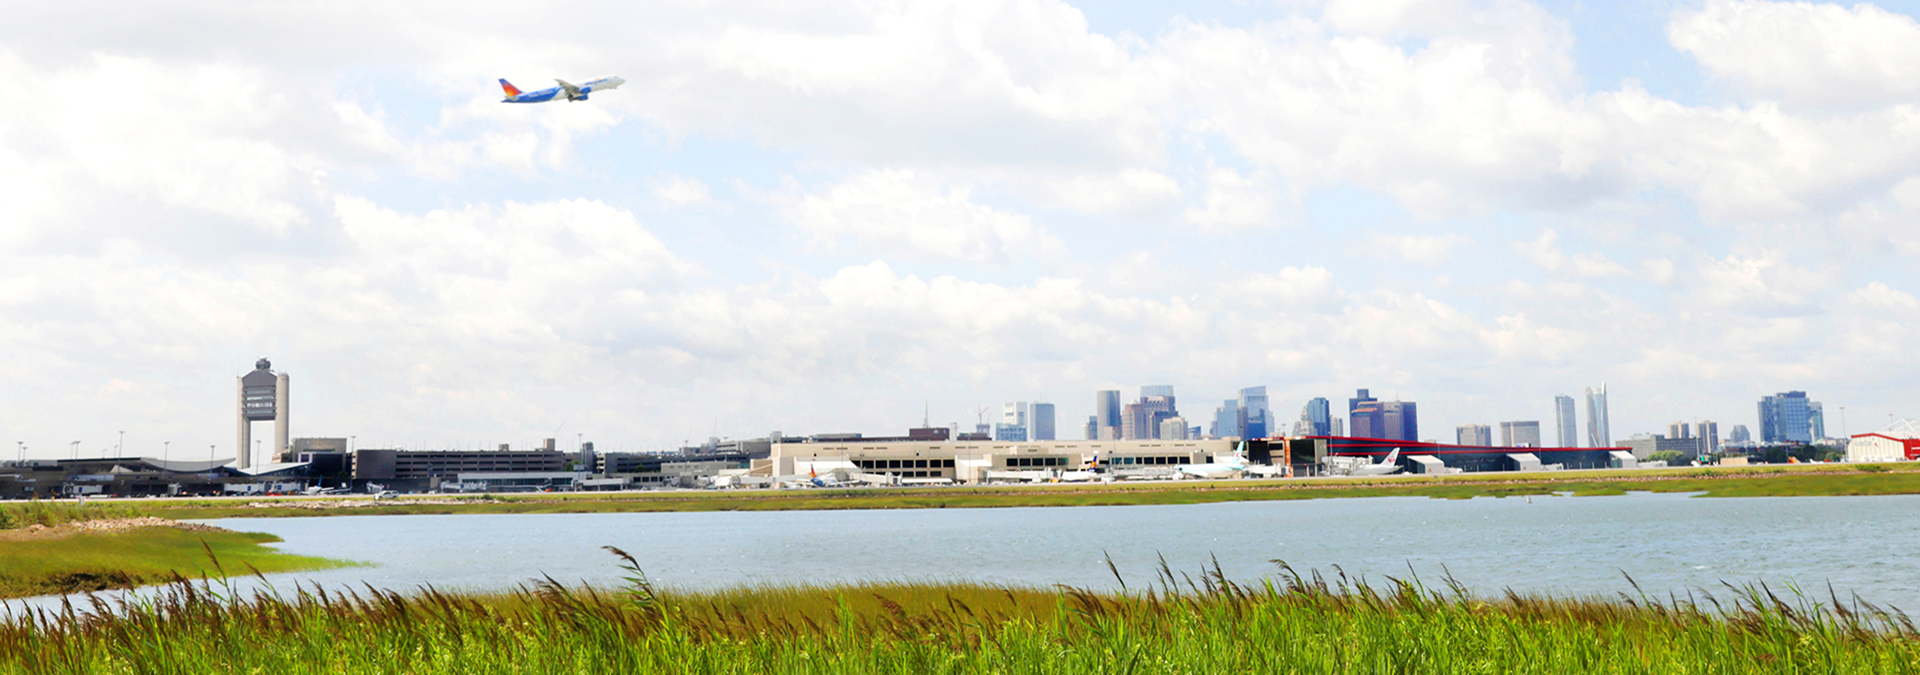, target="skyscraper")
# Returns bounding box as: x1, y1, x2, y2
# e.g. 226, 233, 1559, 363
993, 423, 1026, 441
1159, 416, 1188, 442
1810, 402, 1826, 440
1585, 384, 1611, 448
1123, 394, 1177, 439
1500, 421, 1541, 447
1084, 416, 1097, 440
1553, 395, 1577, 448
1302, 397, 1332, 436
1029, 402, 1056, 441
1699, 420, 1721, 454
1238, 386, 1271, 439
1095, 390, 1122, 440
1729, 424, 1751, 443
1350, 401, 1383, 439
1332, 417, 1345, 437
1212, 399, 1240, 439
1457, 424, 1492, 446
1758, 391, 1815, 444
1349, 389, 1382, 438
1381, 401, 1418, 441
1001, 402, 1027, 442
1668, 422, 1691, 440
